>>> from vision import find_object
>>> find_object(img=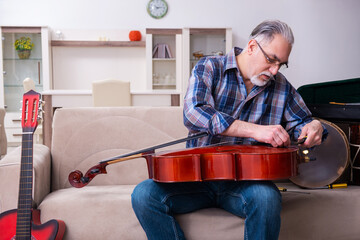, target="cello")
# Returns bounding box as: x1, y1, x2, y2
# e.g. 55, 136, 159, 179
68, 132, 300, 188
